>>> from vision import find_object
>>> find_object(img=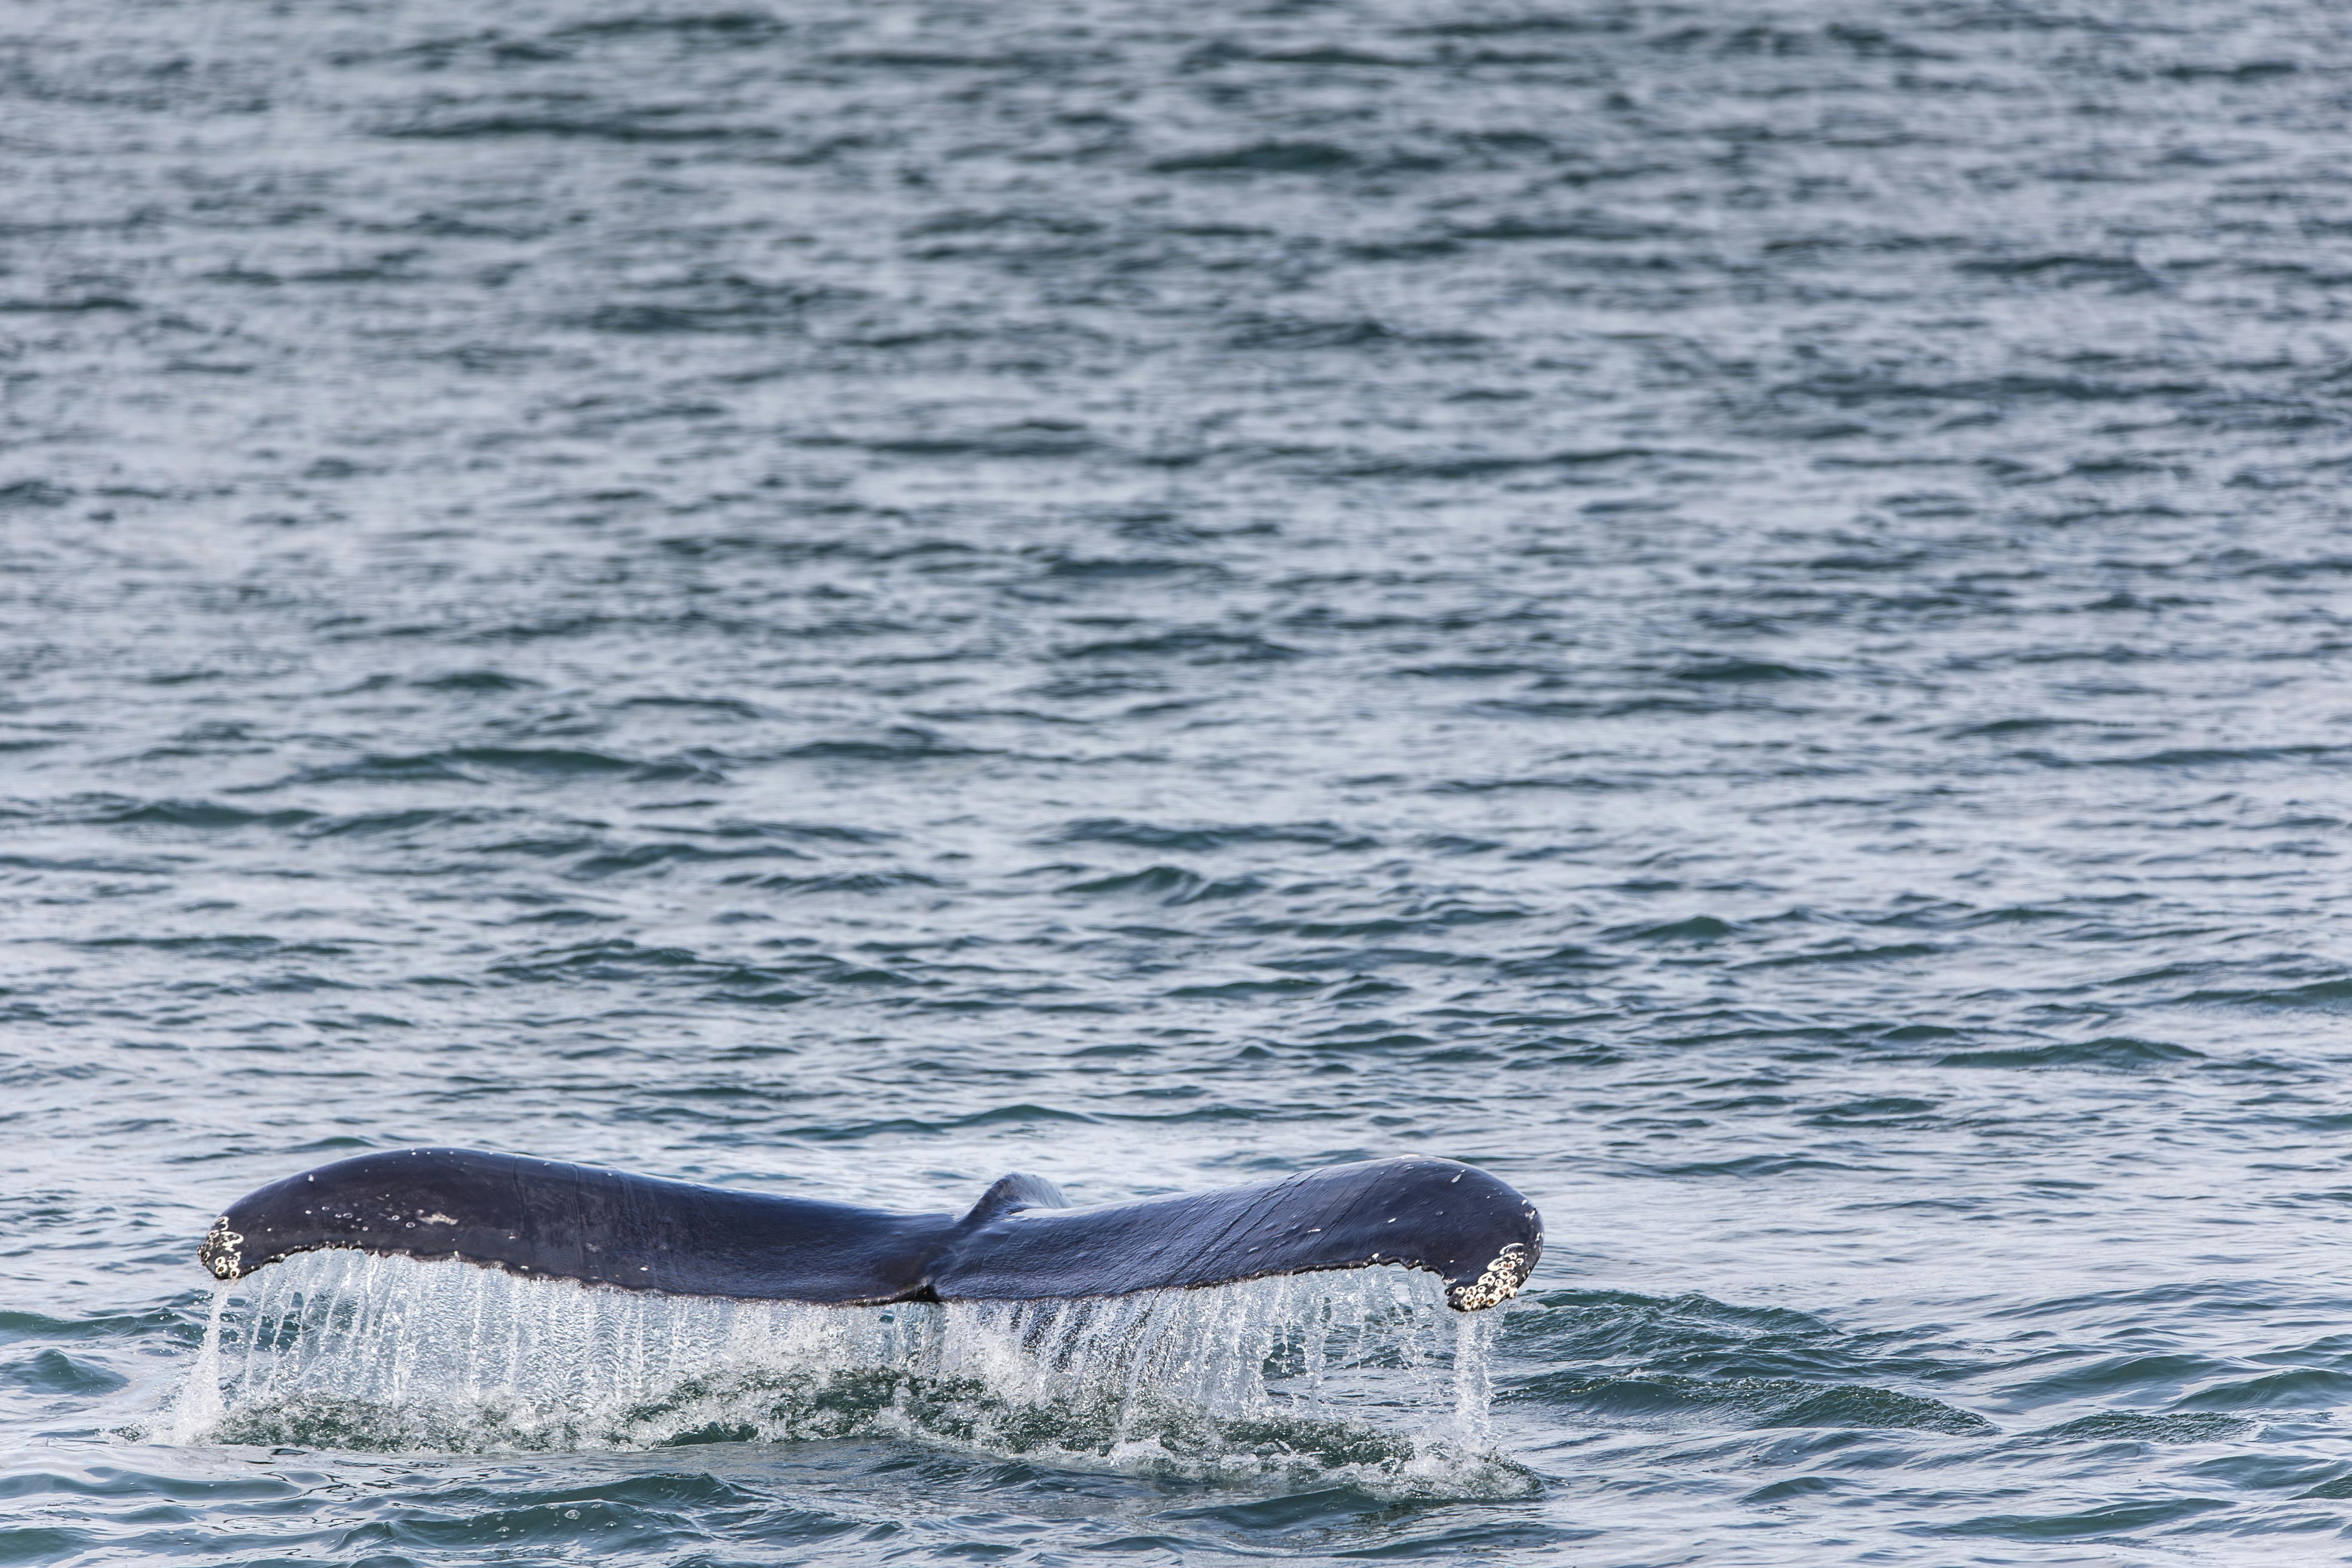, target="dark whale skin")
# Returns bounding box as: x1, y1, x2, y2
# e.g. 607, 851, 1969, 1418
199, 1149, 1542, 1311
